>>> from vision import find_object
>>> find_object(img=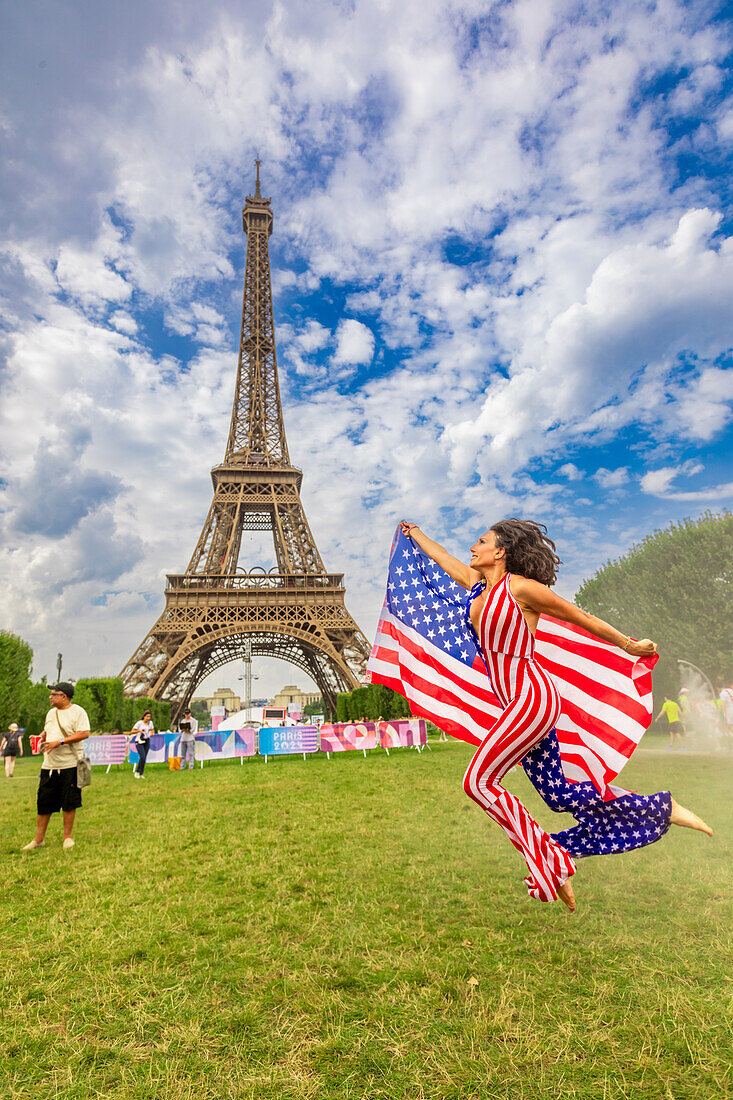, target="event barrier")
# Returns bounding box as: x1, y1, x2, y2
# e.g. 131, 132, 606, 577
257, 725, 319, 760
378, 718, 428, 752
319, 722, 377, 756
197, 729, 256, 763
128, 729, 257, 768
318, 718, 428, 757
85, 734, 128, 770
71, 719, 429, 773
128, 733, 171, 767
